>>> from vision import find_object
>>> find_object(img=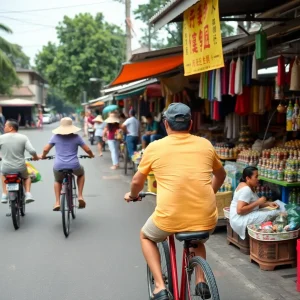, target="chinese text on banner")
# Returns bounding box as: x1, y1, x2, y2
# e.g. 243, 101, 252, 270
183, 0, 224, 76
